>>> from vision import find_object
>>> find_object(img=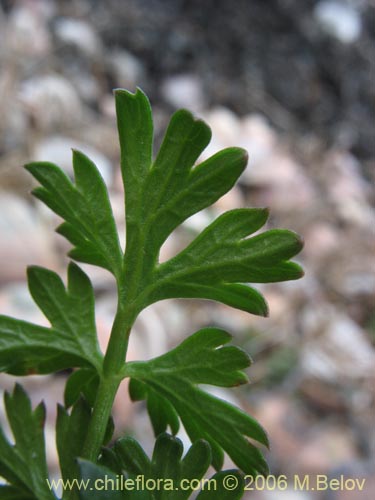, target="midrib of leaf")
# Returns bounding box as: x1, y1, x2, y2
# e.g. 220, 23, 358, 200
145, 170, 201, 231
189, 240, 235, 263
35, 279, 100, 369
145, 128, 196, 216
183, 216, 261, 257
124, 361, 244, 383
77, 200, 122, 278
0, 406, 55, 500
48, 181, 122, 276
156, 244, 290, 283
123, 230, 152, 299
0, 435, 30, 485
143, 151, 235, 231
8, 320, 72, 349
14, 442, 51, 500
